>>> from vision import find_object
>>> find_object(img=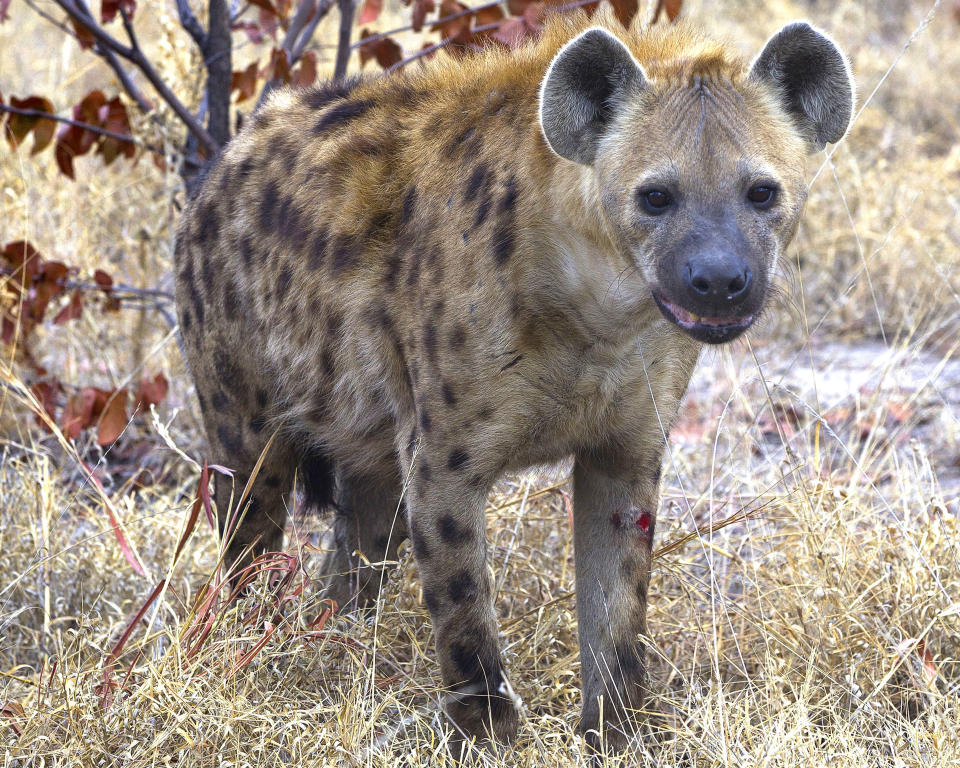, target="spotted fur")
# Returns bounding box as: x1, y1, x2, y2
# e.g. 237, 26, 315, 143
175, 8, 853, 750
